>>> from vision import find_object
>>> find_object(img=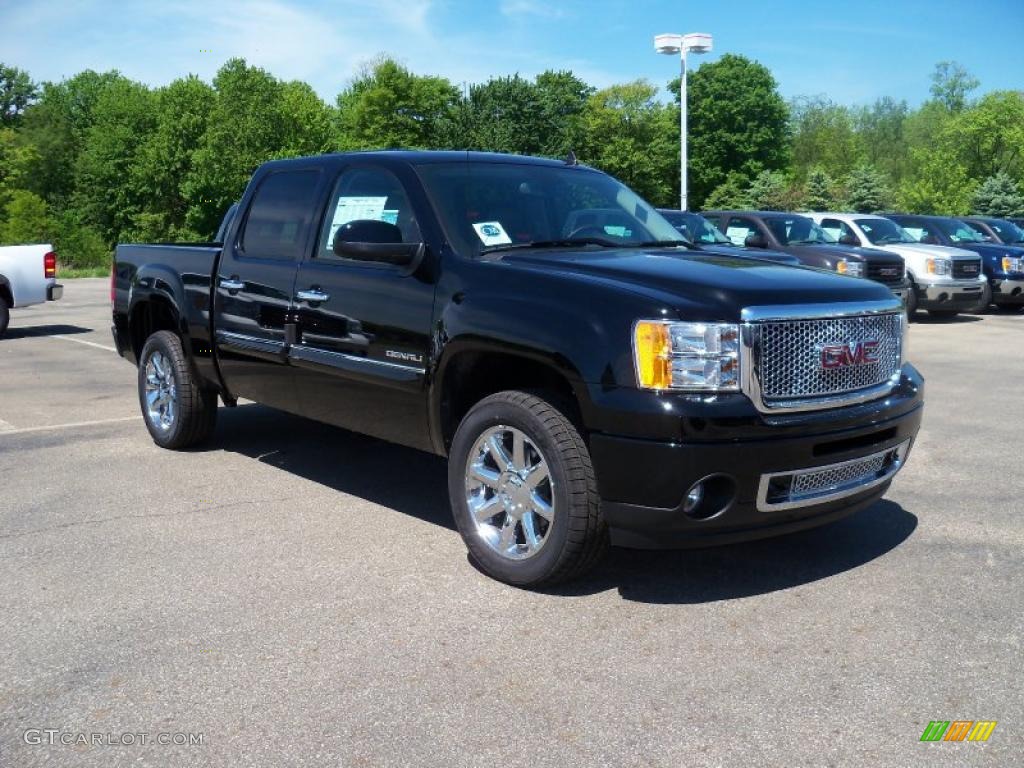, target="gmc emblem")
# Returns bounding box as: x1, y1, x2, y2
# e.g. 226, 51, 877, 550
879, 267, 899, 277
820, 341, 880, 369
962, 264, 979, 273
